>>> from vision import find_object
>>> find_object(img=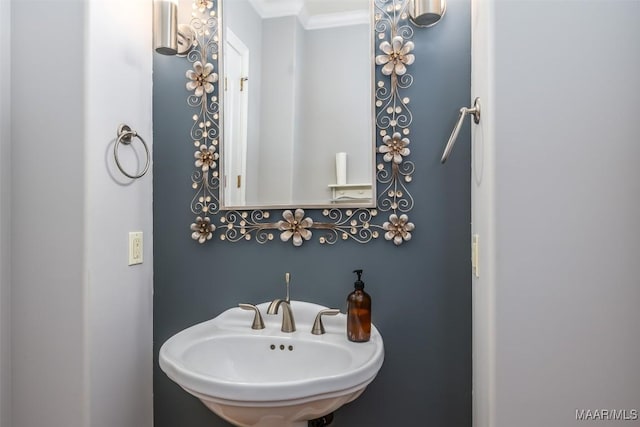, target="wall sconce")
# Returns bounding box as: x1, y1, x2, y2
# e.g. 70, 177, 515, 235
153, 0, 195, 56
409, 0, 446, 27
